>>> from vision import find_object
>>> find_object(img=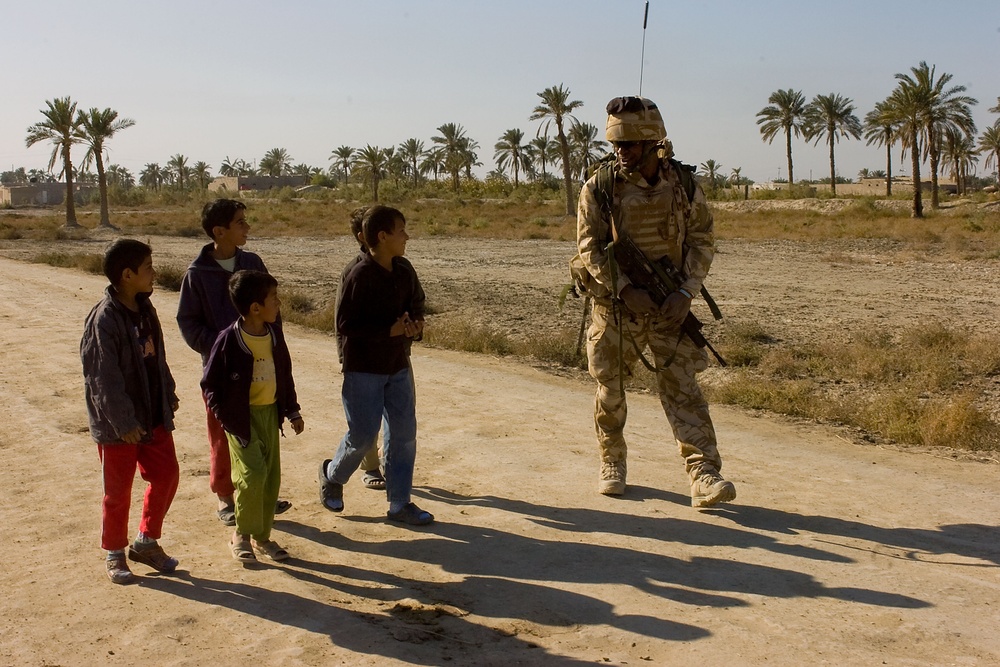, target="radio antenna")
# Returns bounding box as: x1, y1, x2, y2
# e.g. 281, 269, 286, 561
638, 1, 649, 95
